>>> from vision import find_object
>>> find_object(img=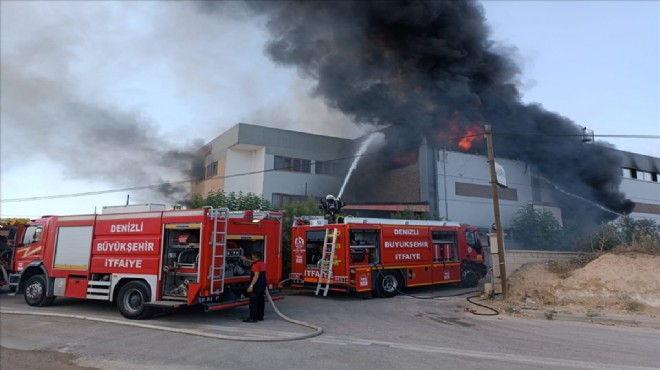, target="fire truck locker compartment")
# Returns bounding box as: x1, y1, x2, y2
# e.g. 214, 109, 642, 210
53, 277, 88, 298
432, 263, 460, 283
226, 236, 266, 259
66, 276, 88, 298
404, 266, 433, 287
53, 226, 93, 270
